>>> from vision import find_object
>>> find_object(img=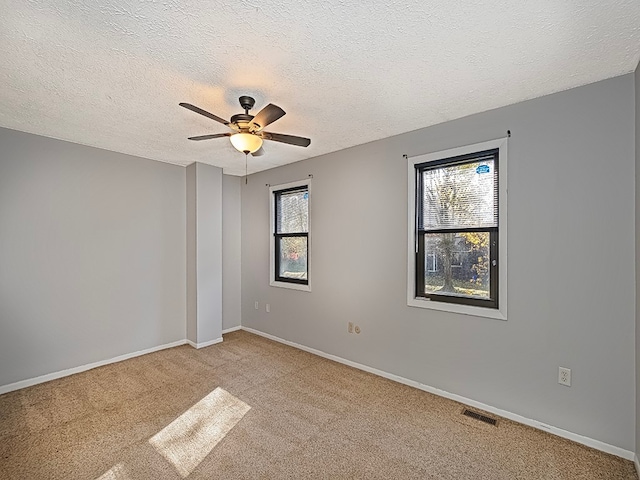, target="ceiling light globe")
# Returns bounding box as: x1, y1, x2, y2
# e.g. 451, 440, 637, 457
230, 133, 263, 154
